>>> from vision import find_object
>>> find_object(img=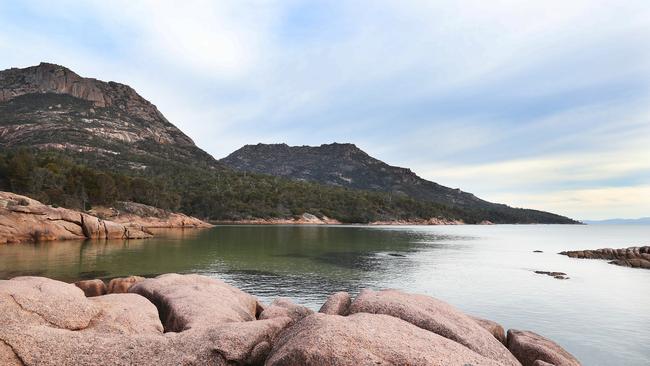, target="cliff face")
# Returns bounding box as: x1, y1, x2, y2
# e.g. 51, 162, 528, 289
0, 63, 221, 170
221, 143, 576, 224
